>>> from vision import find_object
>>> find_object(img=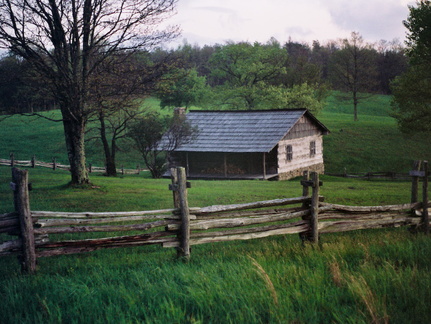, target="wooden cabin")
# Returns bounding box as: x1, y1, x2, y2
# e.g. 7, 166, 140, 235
166, 109, 329, 180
